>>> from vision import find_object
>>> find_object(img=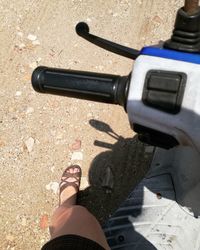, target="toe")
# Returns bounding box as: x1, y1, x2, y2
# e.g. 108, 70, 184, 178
69, 167, 74, 174
74, 167, 79, 173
